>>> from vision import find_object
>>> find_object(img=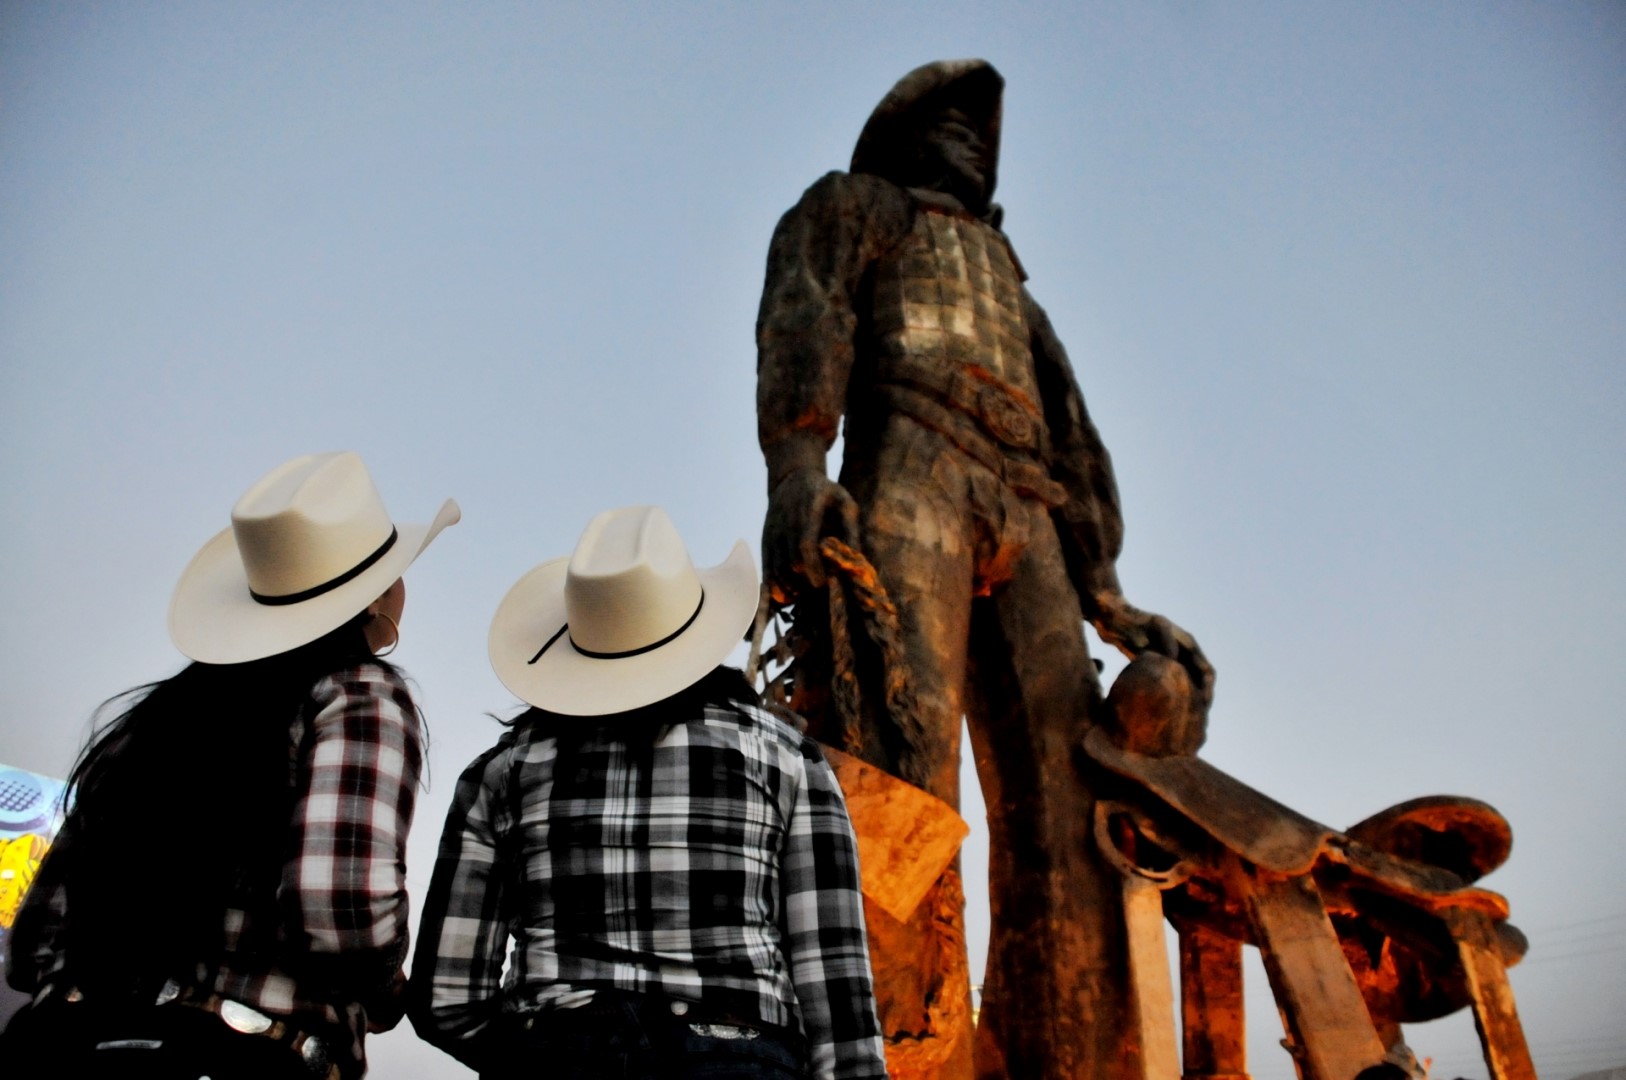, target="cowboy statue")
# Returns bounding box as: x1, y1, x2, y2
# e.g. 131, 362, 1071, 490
756, 59, 1213, 1079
